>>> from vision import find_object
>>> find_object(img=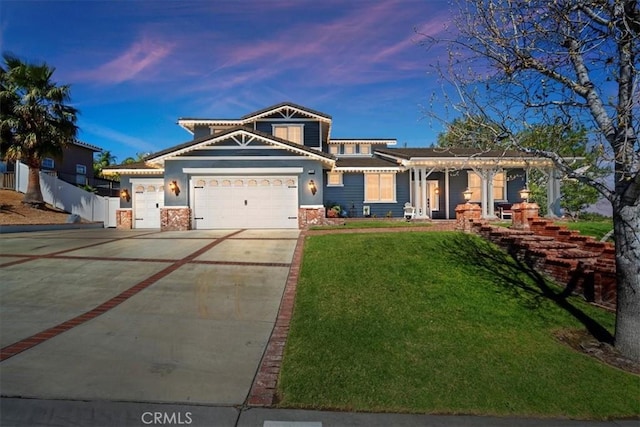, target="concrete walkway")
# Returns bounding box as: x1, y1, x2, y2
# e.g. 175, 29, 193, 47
1, 398, 636, 426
